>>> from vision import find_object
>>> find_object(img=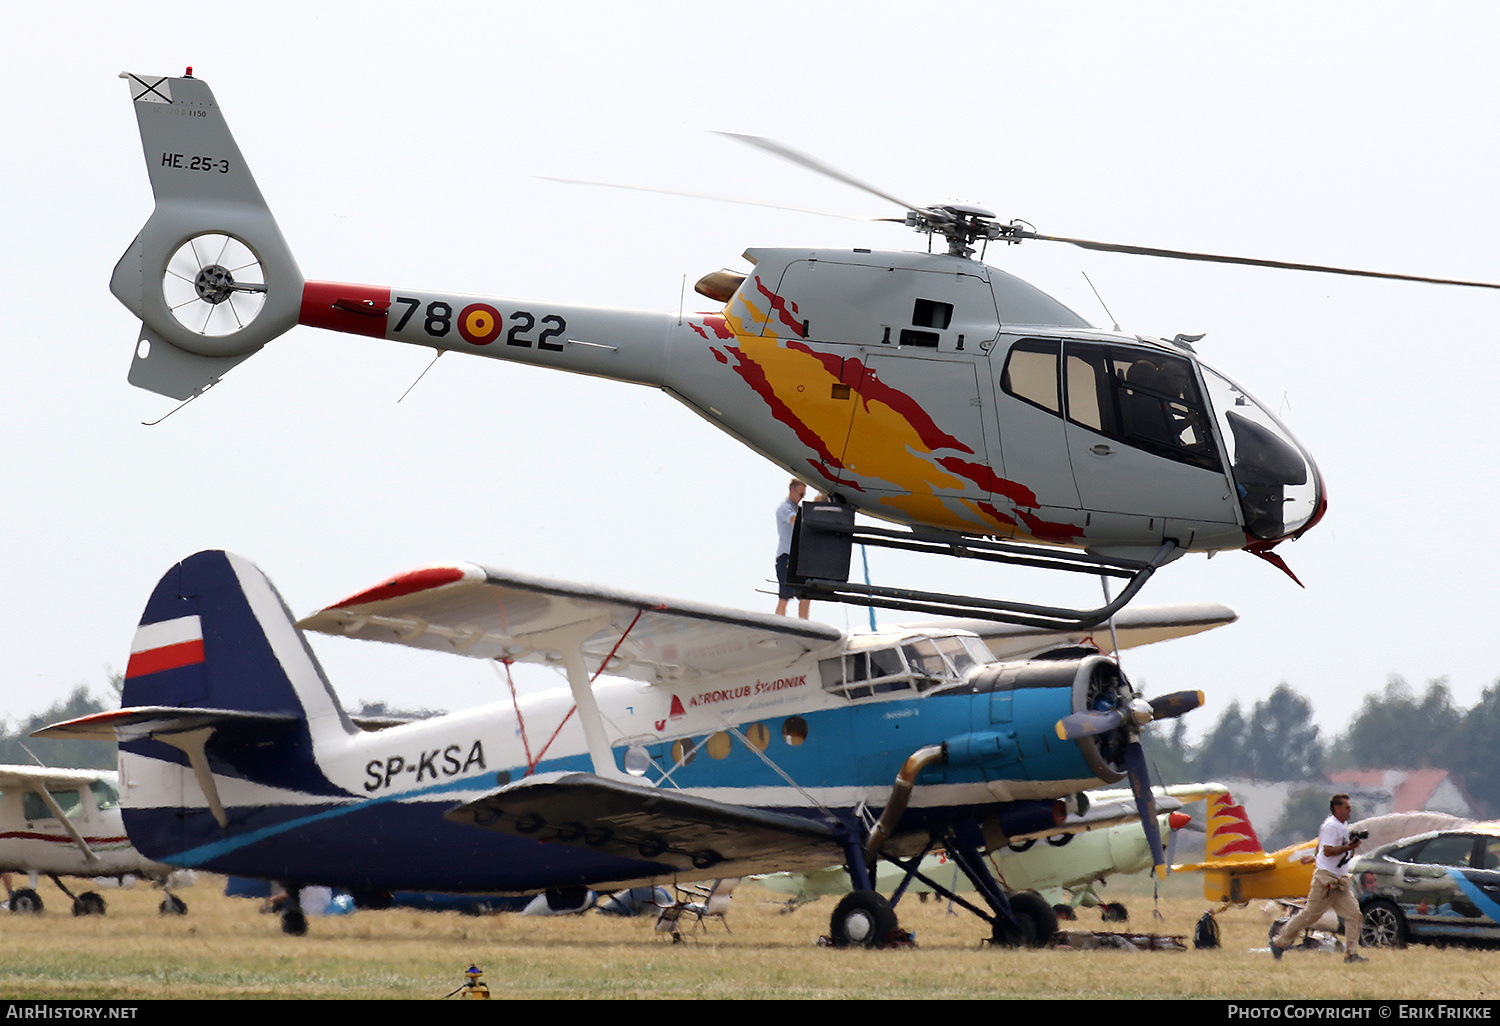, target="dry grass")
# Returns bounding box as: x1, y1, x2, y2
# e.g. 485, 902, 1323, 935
1, 874, 1497, 999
